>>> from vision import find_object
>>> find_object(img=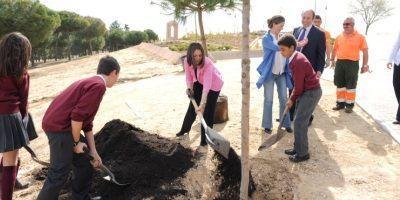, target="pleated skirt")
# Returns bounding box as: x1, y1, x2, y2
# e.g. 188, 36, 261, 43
0, 112, 31, 153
